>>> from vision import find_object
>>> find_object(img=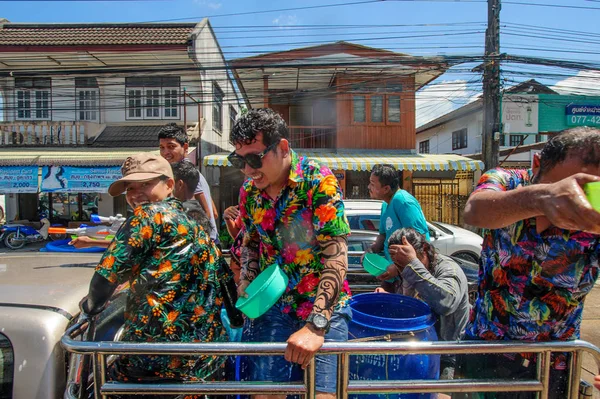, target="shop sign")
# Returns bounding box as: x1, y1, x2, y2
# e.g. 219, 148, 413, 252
566, 104, 600, 127
501, 94, 539, 134
0, 166, 38, 194
41, 166, 122, 193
